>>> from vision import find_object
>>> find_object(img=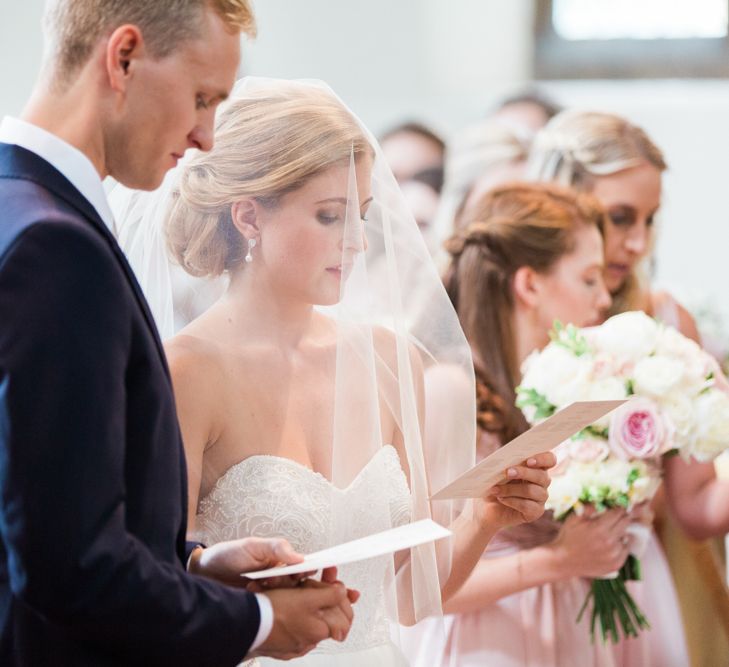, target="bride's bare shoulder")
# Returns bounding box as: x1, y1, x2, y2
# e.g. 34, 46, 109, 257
370, 326, 425, 374
423, 363, 472, 399
164, 331, 228, 391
